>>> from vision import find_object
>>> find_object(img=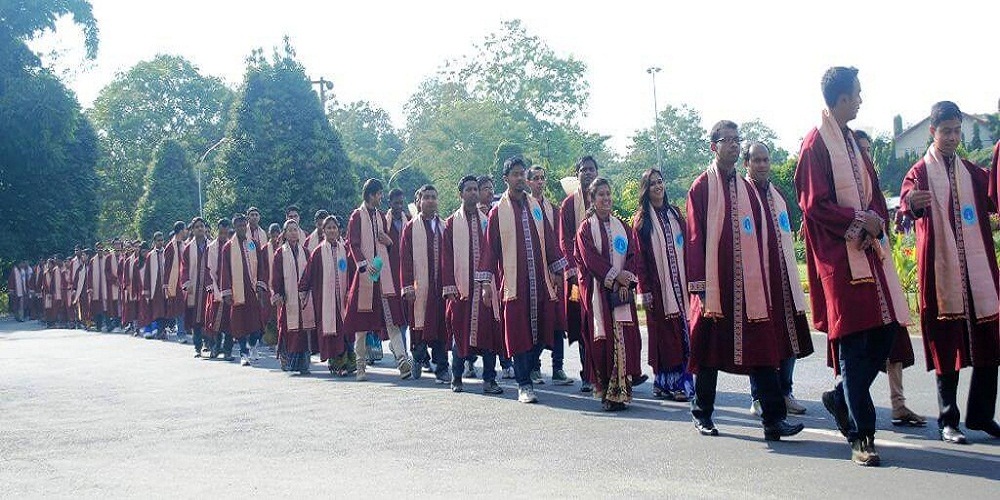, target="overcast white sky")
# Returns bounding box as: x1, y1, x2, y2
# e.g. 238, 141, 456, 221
41, 0, 1000, 154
